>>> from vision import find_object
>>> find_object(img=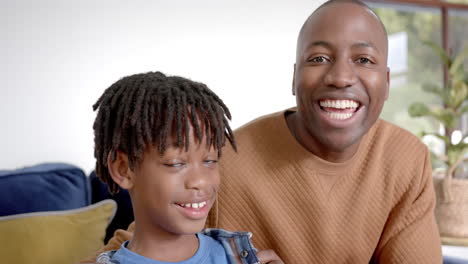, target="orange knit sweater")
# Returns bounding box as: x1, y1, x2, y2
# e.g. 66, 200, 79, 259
83, 109, 442, 263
